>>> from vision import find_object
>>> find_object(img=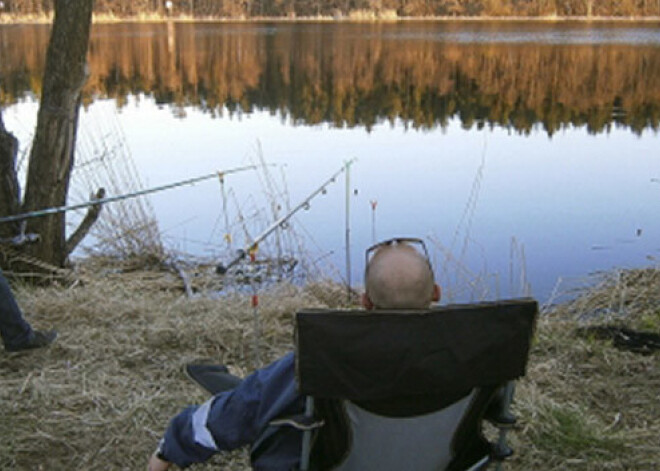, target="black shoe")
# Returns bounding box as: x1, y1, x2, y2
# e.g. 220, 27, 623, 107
5, 330, 57, 352
185, 363, 242, 395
